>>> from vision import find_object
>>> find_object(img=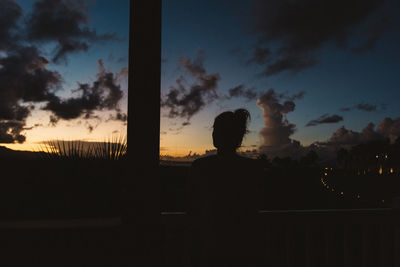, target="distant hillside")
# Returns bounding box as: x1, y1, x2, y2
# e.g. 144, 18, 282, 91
0, 146, 44, 160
